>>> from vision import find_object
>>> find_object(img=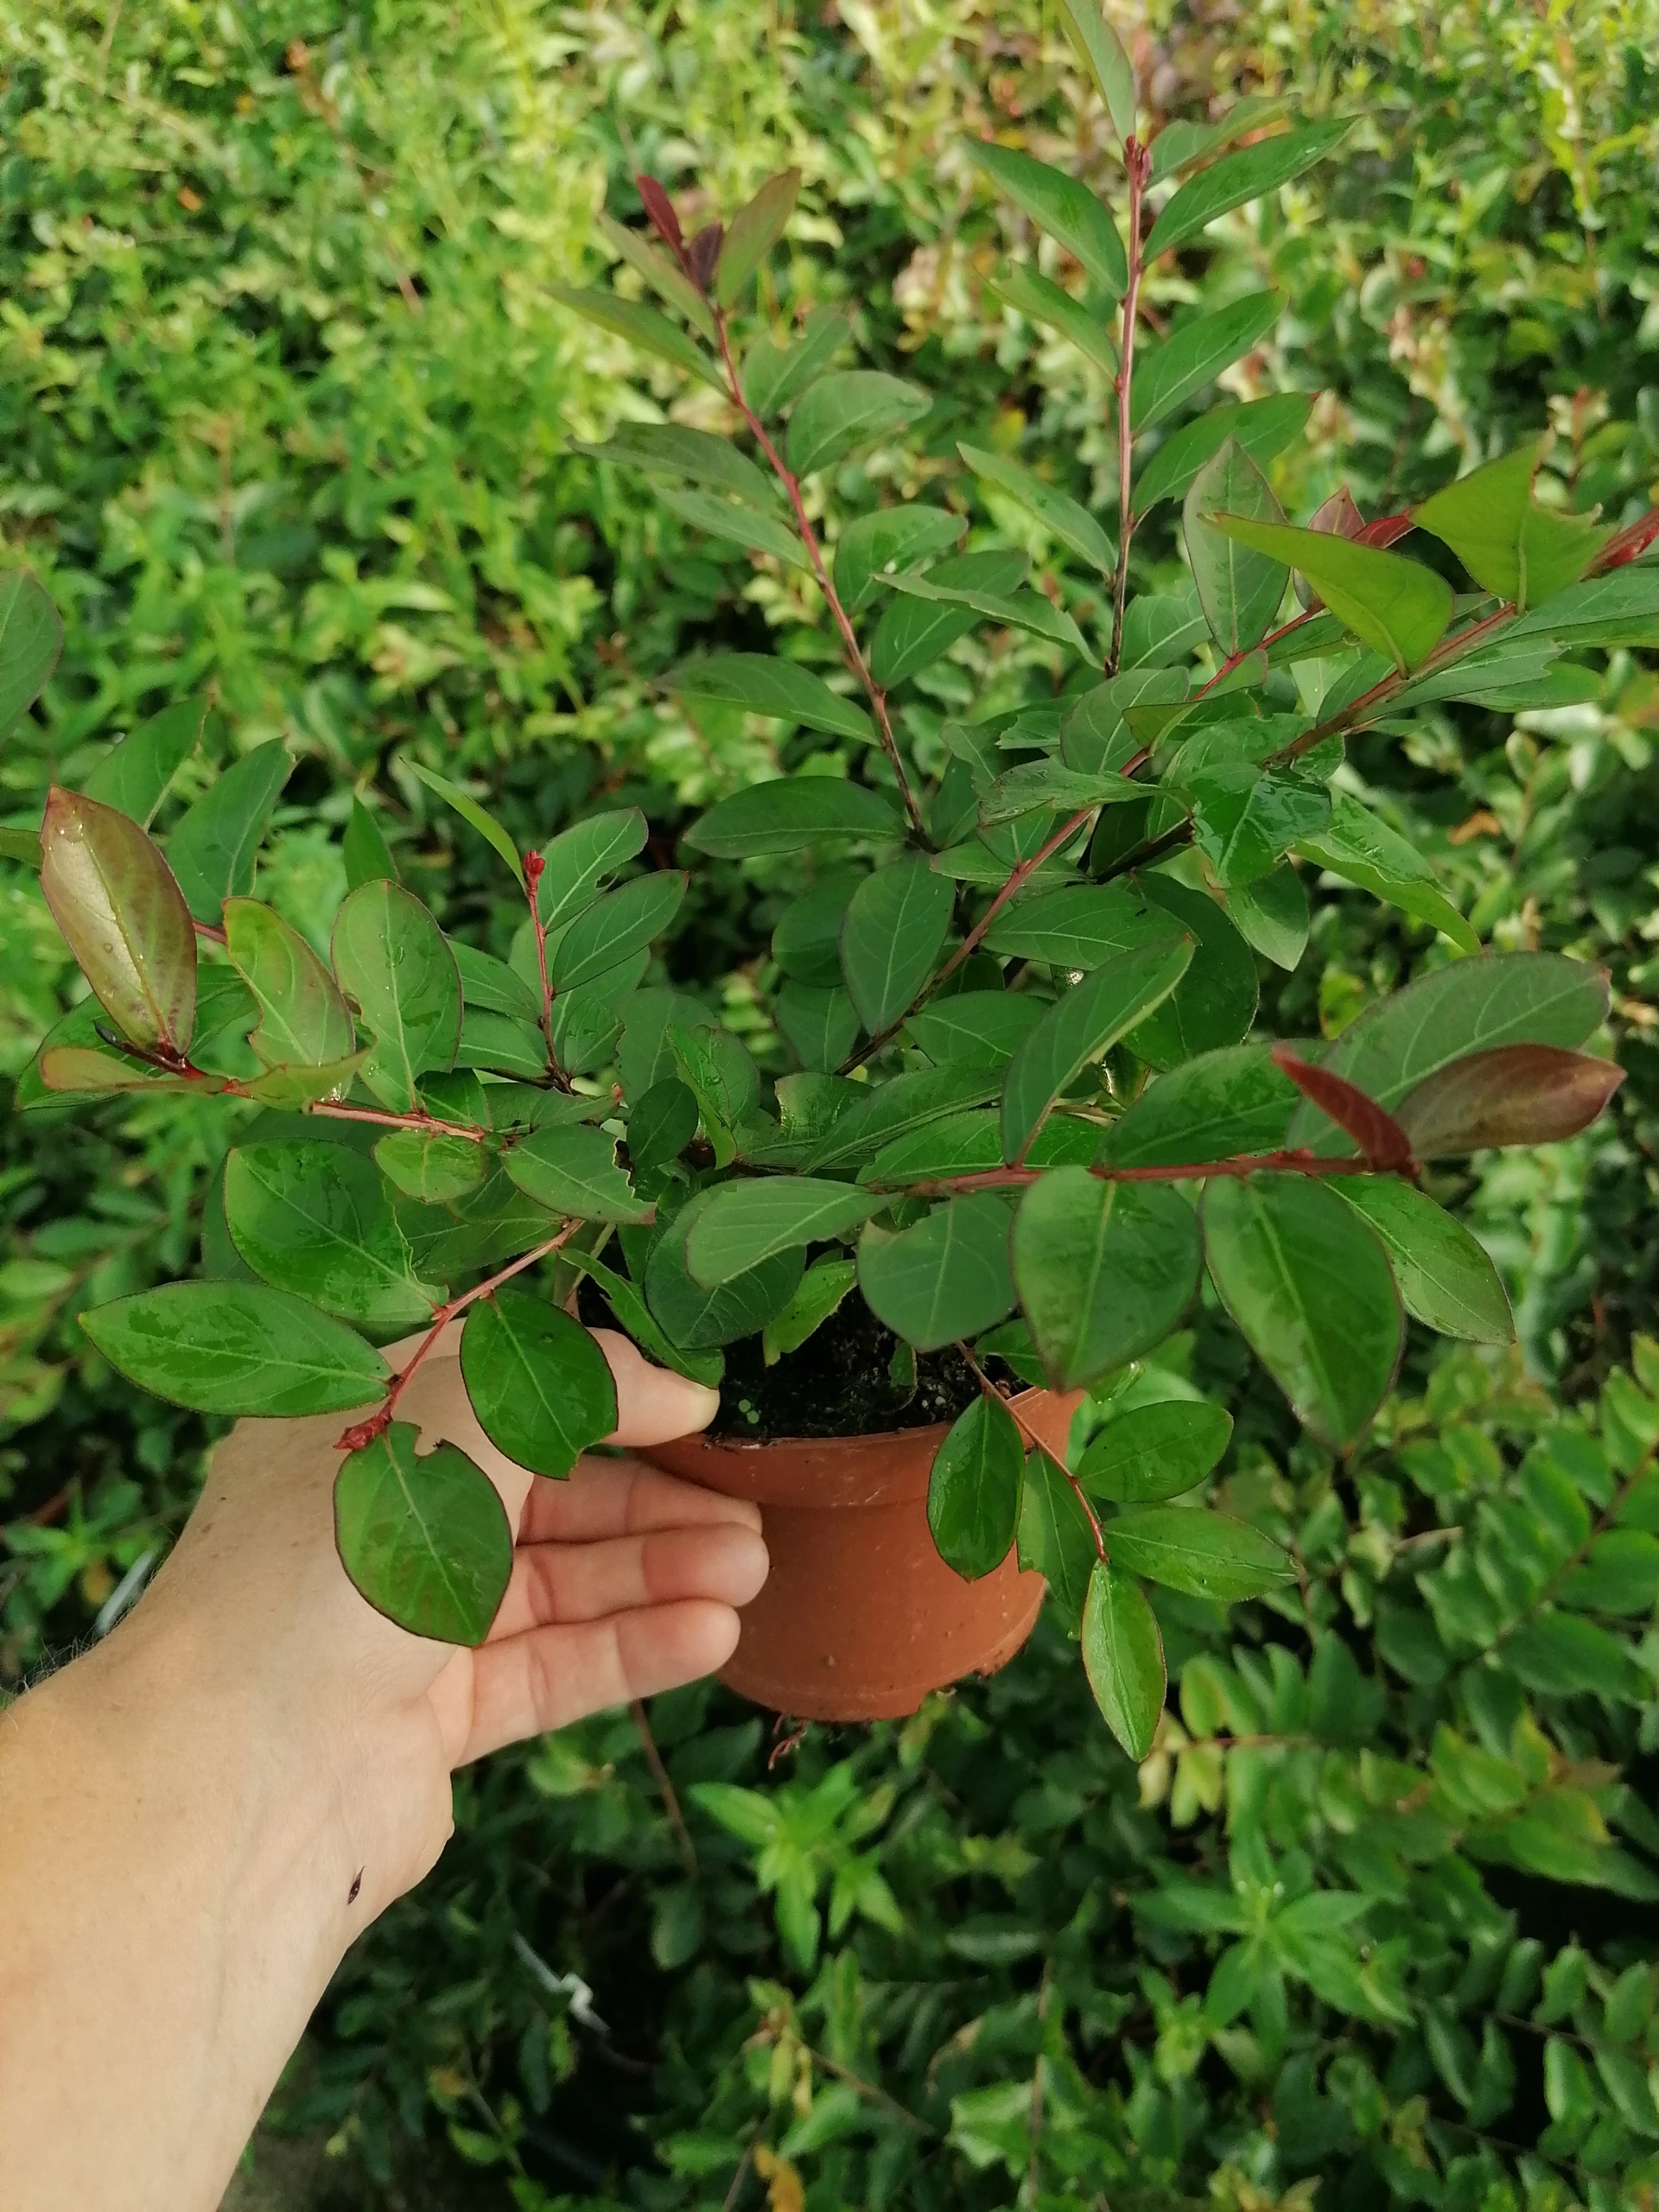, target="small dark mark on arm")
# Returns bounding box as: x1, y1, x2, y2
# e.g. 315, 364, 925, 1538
347, 1869, 363, 1905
